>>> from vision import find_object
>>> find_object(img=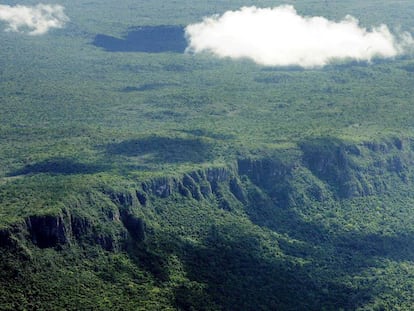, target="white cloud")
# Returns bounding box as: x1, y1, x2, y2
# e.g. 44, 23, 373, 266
0, 3, 69, 35
185, 5, 413, 68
